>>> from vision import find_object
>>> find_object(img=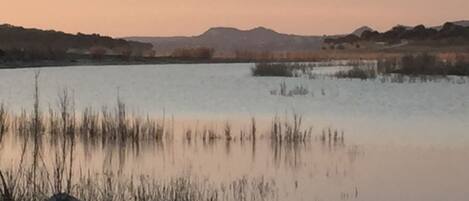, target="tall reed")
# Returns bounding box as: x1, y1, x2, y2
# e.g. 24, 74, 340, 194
0, 104, 8, 143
